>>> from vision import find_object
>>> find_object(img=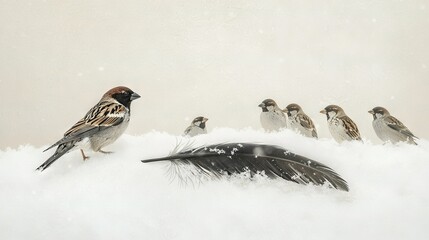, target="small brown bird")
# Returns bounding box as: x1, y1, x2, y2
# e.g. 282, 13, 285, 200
320, 105, 362, 143
258, 99, 287, 132
368, 106, 418, 145
36, 86, 141, 171
283, 103, 318, 138
184, 116, 208, 137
